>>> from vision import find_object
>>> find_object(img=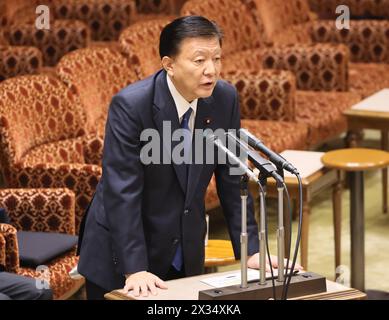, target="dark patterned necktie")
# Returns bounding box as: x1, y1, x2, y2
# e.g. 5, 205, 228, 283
172, 107, 193, 271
